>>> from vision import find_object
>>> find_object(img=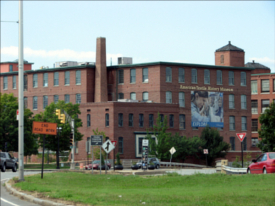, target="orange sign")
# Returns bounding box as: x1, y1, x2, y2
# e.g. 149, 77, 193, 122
32, 121, 57, 135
